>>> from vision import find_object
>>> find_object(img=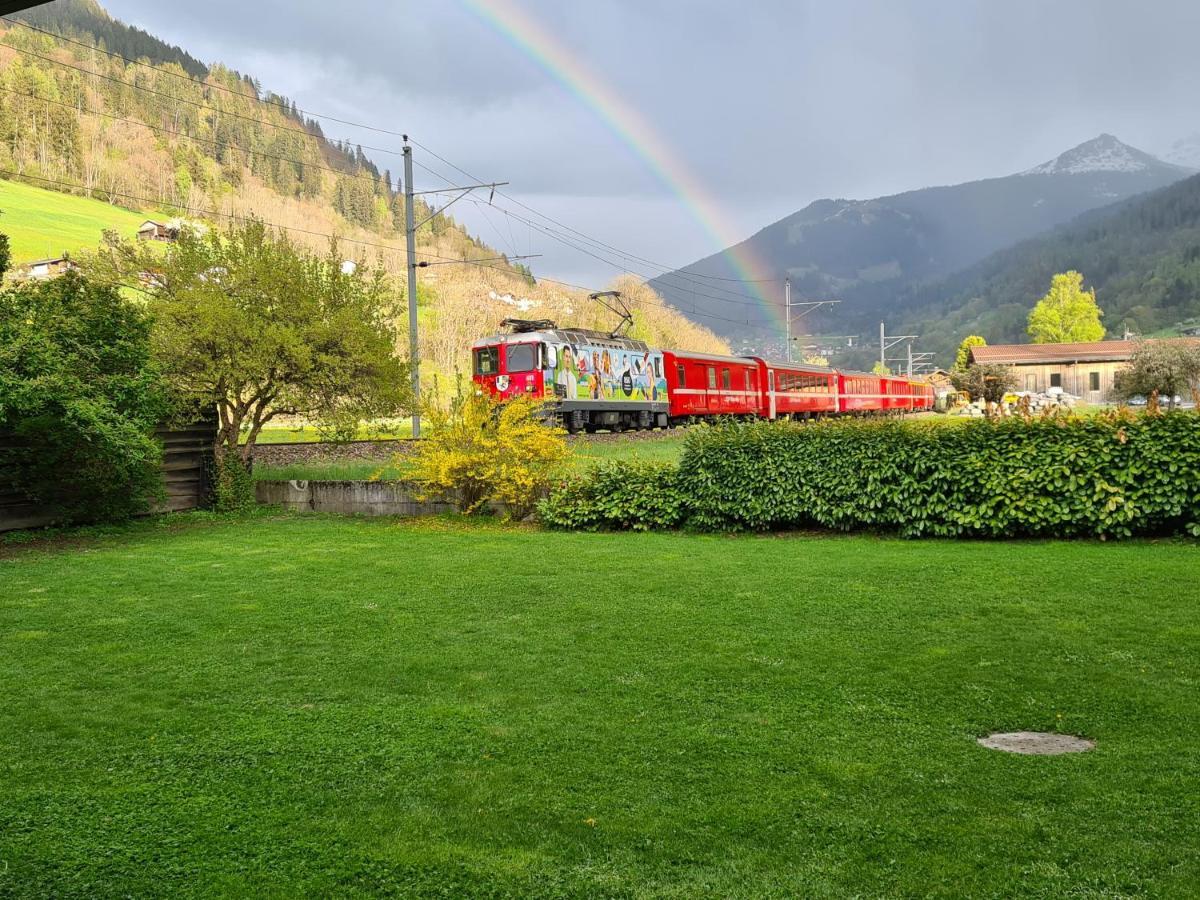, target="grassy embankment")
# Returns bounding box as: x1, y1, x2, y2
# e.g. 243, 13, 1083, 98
251, 431, 689, 482
0, 178, 148, 262
1, 513, 1197, 895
